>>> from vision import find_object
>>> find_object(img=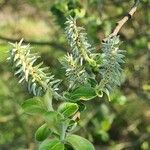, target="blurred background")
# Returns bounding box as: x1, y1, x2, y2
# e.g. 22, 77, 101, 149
0, 0, 149, 149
